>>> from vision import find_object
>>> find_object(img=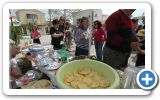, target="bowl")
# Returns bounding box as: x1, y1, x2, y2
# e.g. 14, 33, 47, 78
56, 59, 120, 89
